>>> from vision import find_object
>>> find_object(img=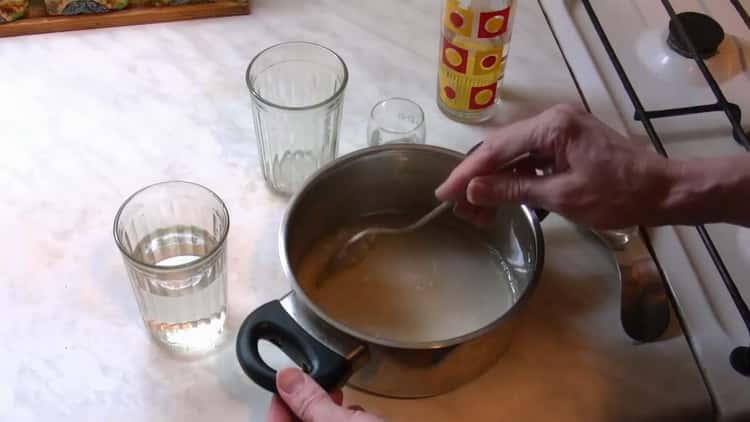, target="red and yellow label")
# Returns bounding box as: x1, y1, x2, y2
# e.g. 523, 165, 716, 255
439, 37, 504, 111
439, 2, 511, 112
478, 8, 511, 38
443, 0, 474, 37
473, 47, 502, 76
469, 82, 498, 109
442, 38, 469, 73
